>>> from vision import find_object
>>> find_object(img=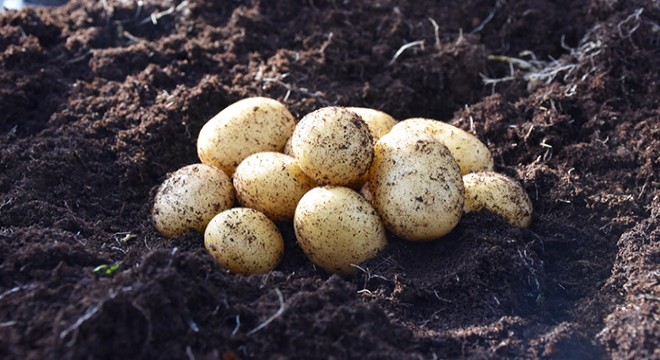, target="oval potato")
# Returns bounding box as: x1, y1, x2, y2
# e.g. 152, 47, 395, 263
370, 133, 464, 241
463, 172, 533, 228
233, 152, 317, 222
291, 107, 373, 186
205, 208, 284, 274
152, 164, 234, 238
346, 107, 397, 141
390, 118, 494, 175
197, 97, 296, 176
294, 186, 387, 276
